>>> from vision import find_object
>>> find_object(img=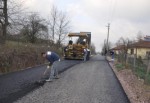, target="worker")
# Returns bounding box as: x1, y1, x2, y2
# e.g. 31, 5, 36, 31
87, 49, 90, 60
81, 39, 86, 45
83, 48, 88, 61
68, 40, 73, 49
69, 40, 73, 45
41, 51, 60, 82
110, 50, 114, 59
